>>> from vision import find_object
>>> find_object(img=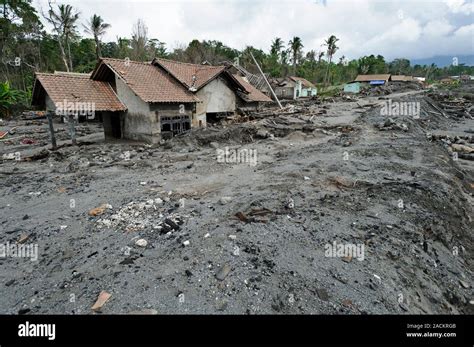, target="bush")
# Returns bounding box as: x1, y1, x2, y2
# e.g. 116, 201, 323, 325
0, 81, 27, 118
